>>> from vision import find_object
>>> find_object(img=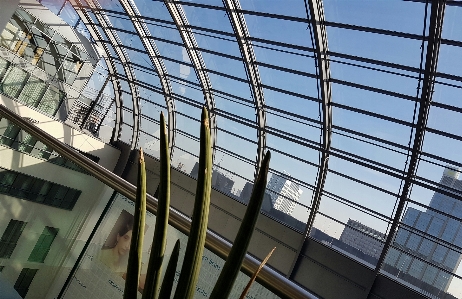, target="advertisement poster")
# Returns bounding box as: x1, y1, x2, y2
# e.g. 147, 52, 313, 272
63, 194, 279, 299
